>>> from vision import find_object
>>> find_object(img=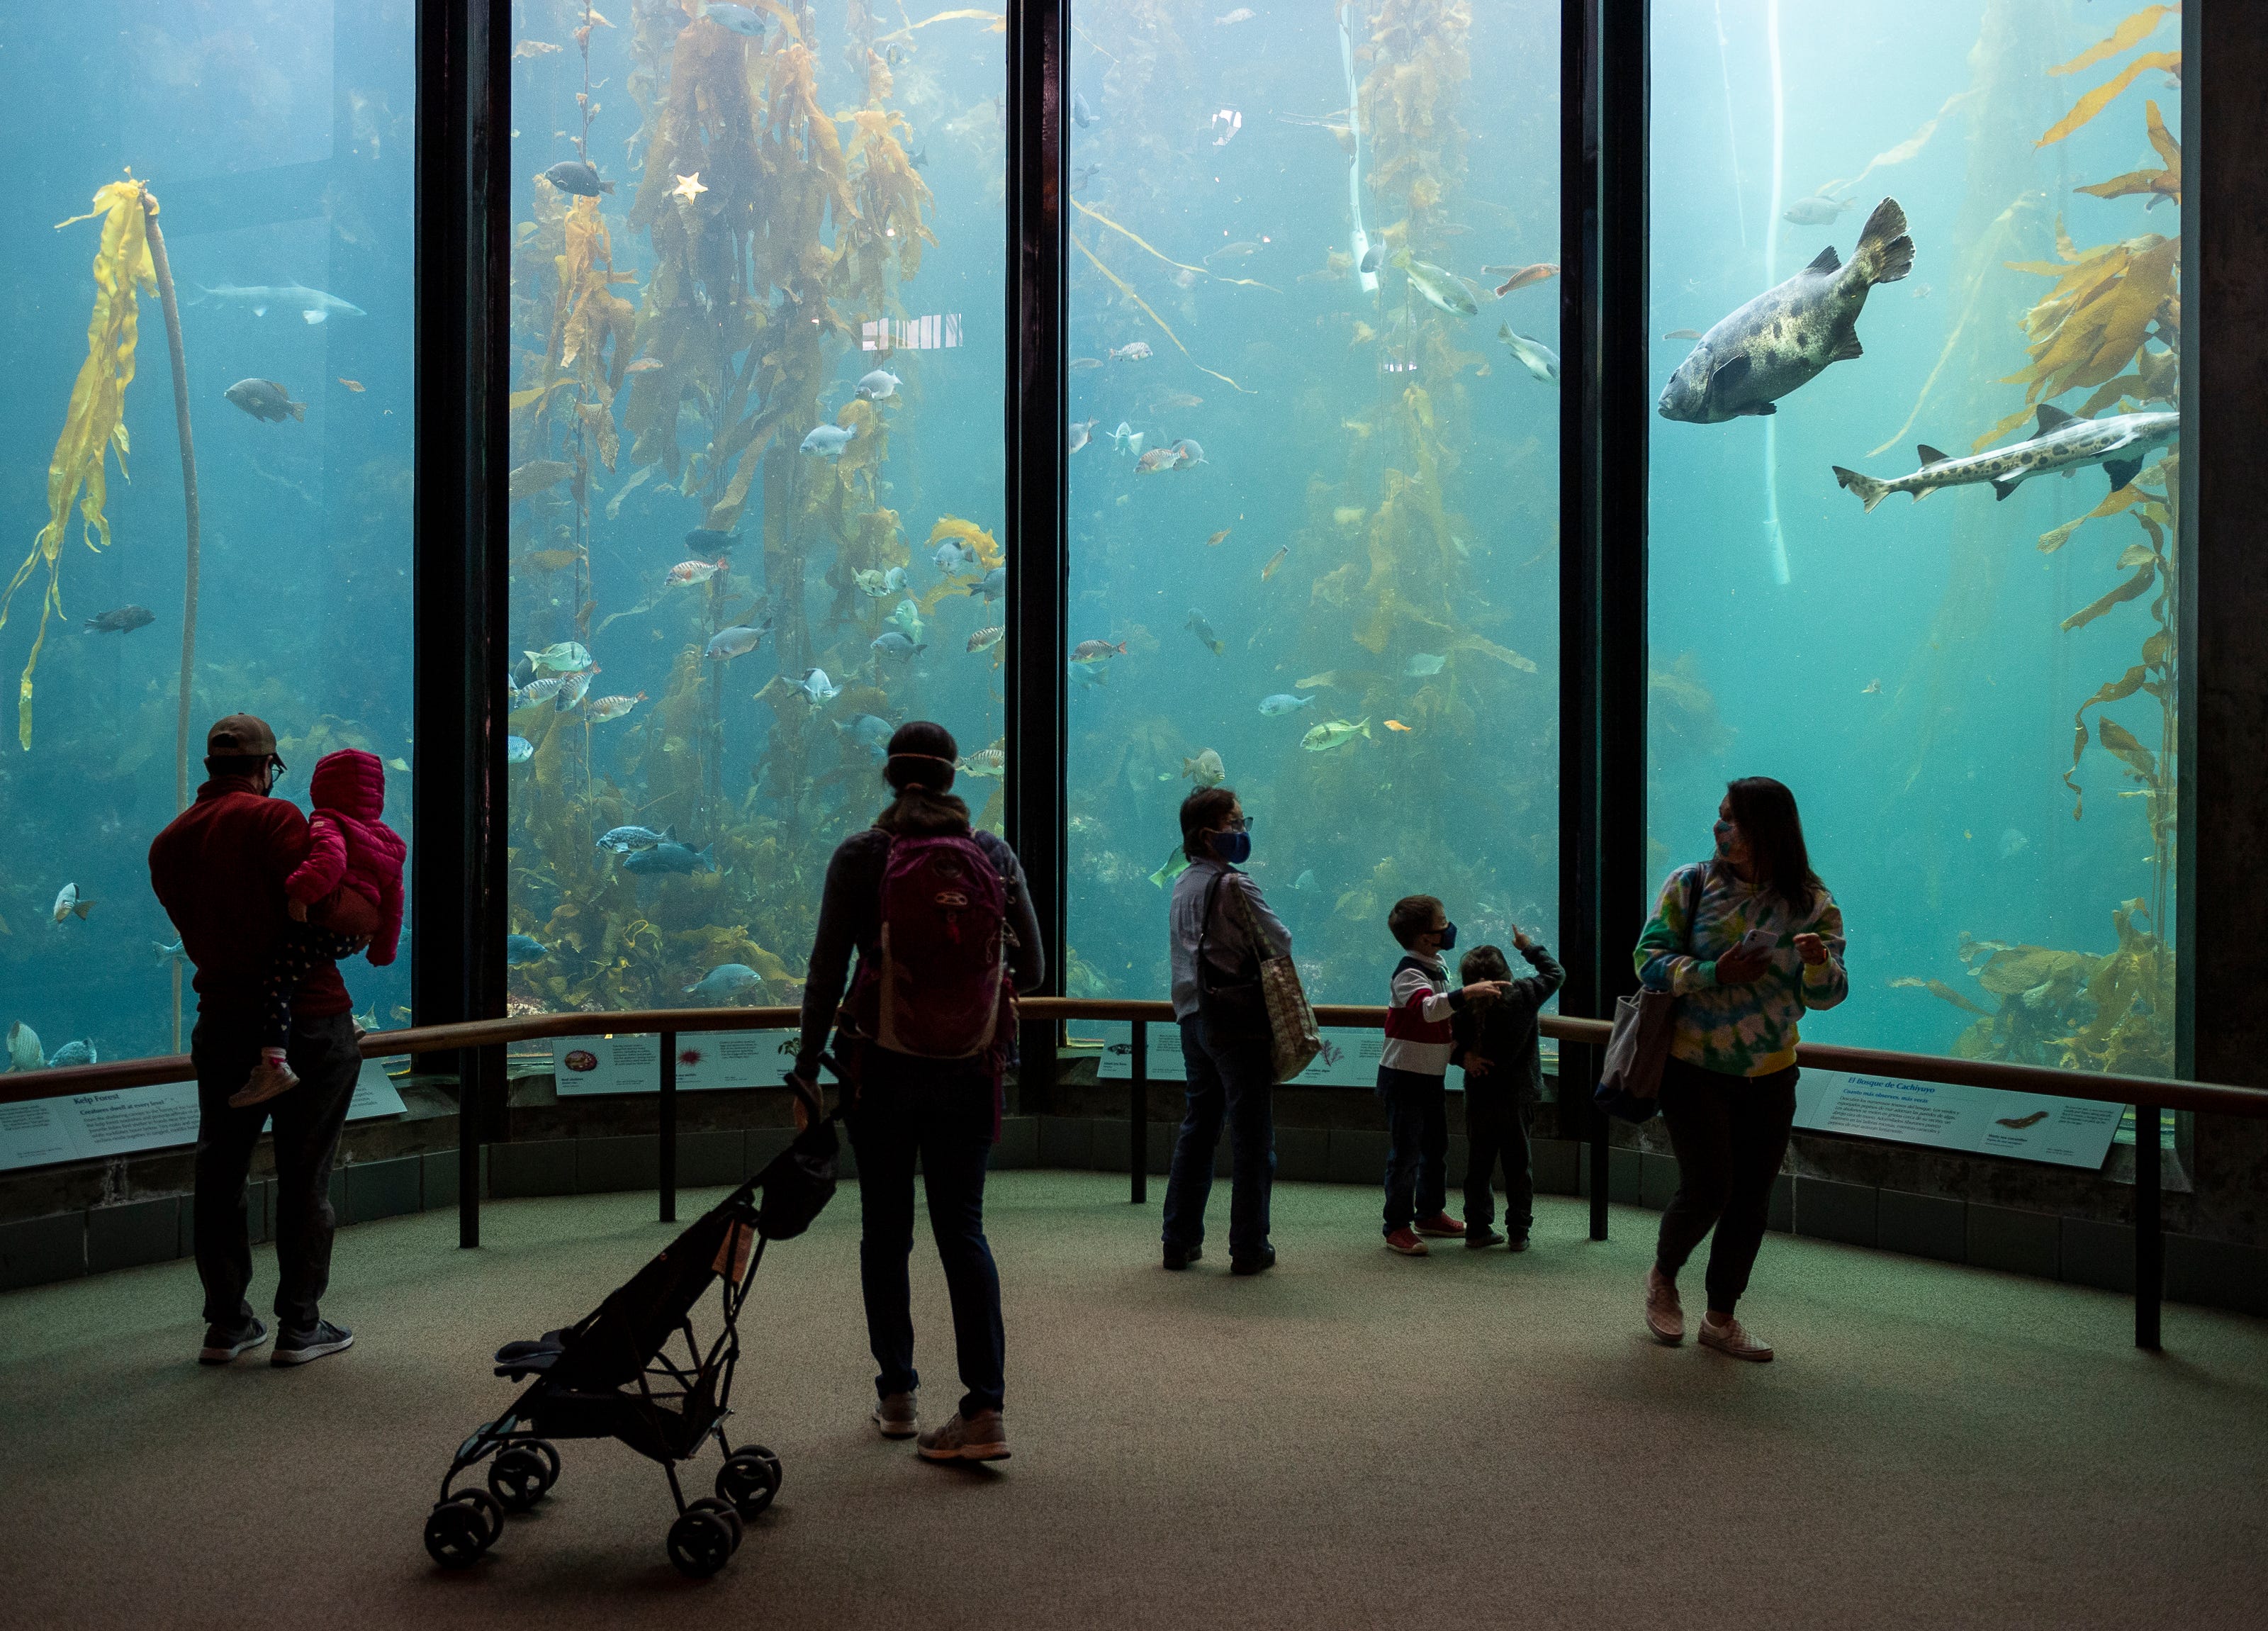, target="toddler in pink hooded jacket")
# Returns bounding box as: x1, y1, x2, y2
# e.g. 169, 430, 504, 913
230, 749, 407, 1107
